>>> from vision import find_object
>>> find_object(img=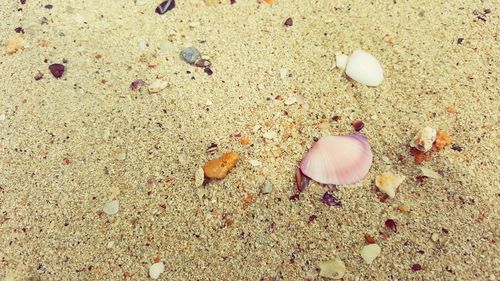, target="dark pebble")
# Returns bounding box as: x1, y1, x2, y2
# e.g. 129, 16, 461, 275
155, 0, 175, 15
195, 59, 211, 68
289, 194, 300, 201
44, 4, 53, 9
130, 79, 145, 91
484, 8, 491, 14
451, 143, 463, 152
411, 264, 422, 271
20, 0, 26, 4
332, 115, 341, 121
352, 119, 364, 131
230, 0, 236, 4
321, 192, 341, 206
308, 214, 317, 223
15, 27, 24, 34
62, 58, 68, 63
204, 68, 213, 76
457, 38, 464, 44
385, 219, 397, 232
48, 64, 65, 78
284, 17, 293, 27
